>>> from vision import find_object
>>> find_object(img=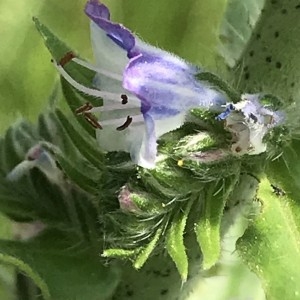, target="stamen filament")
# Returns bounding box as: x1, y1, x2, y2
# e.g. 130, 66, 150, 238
53, 60, 140, 105
54, 63, 123, 100
87, 103, 139, 113
72, 57, 123, 81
